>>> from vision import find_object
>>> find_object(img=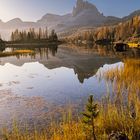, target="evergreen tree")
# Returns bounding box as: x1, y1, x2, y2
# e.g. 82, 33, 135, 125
82, 95, 99, 140
45, 27, 48, 39
11, 32, 14, 41
10, 27, 58, 42
49, 29, 58, 41
38, 28, 42, 40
